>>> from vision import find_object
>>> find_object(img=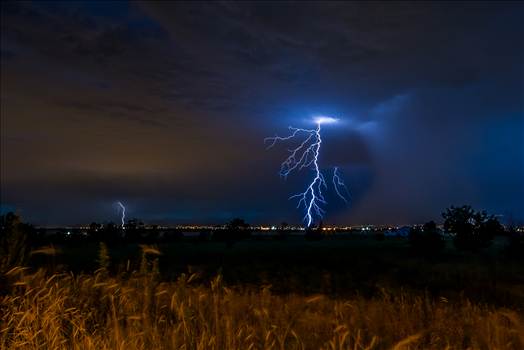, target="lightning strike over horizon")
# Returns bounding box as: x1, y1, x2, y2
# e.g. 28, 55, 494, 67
332, 167, 350, 204
265, 116, 349, 227
117, 201, 126, 229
